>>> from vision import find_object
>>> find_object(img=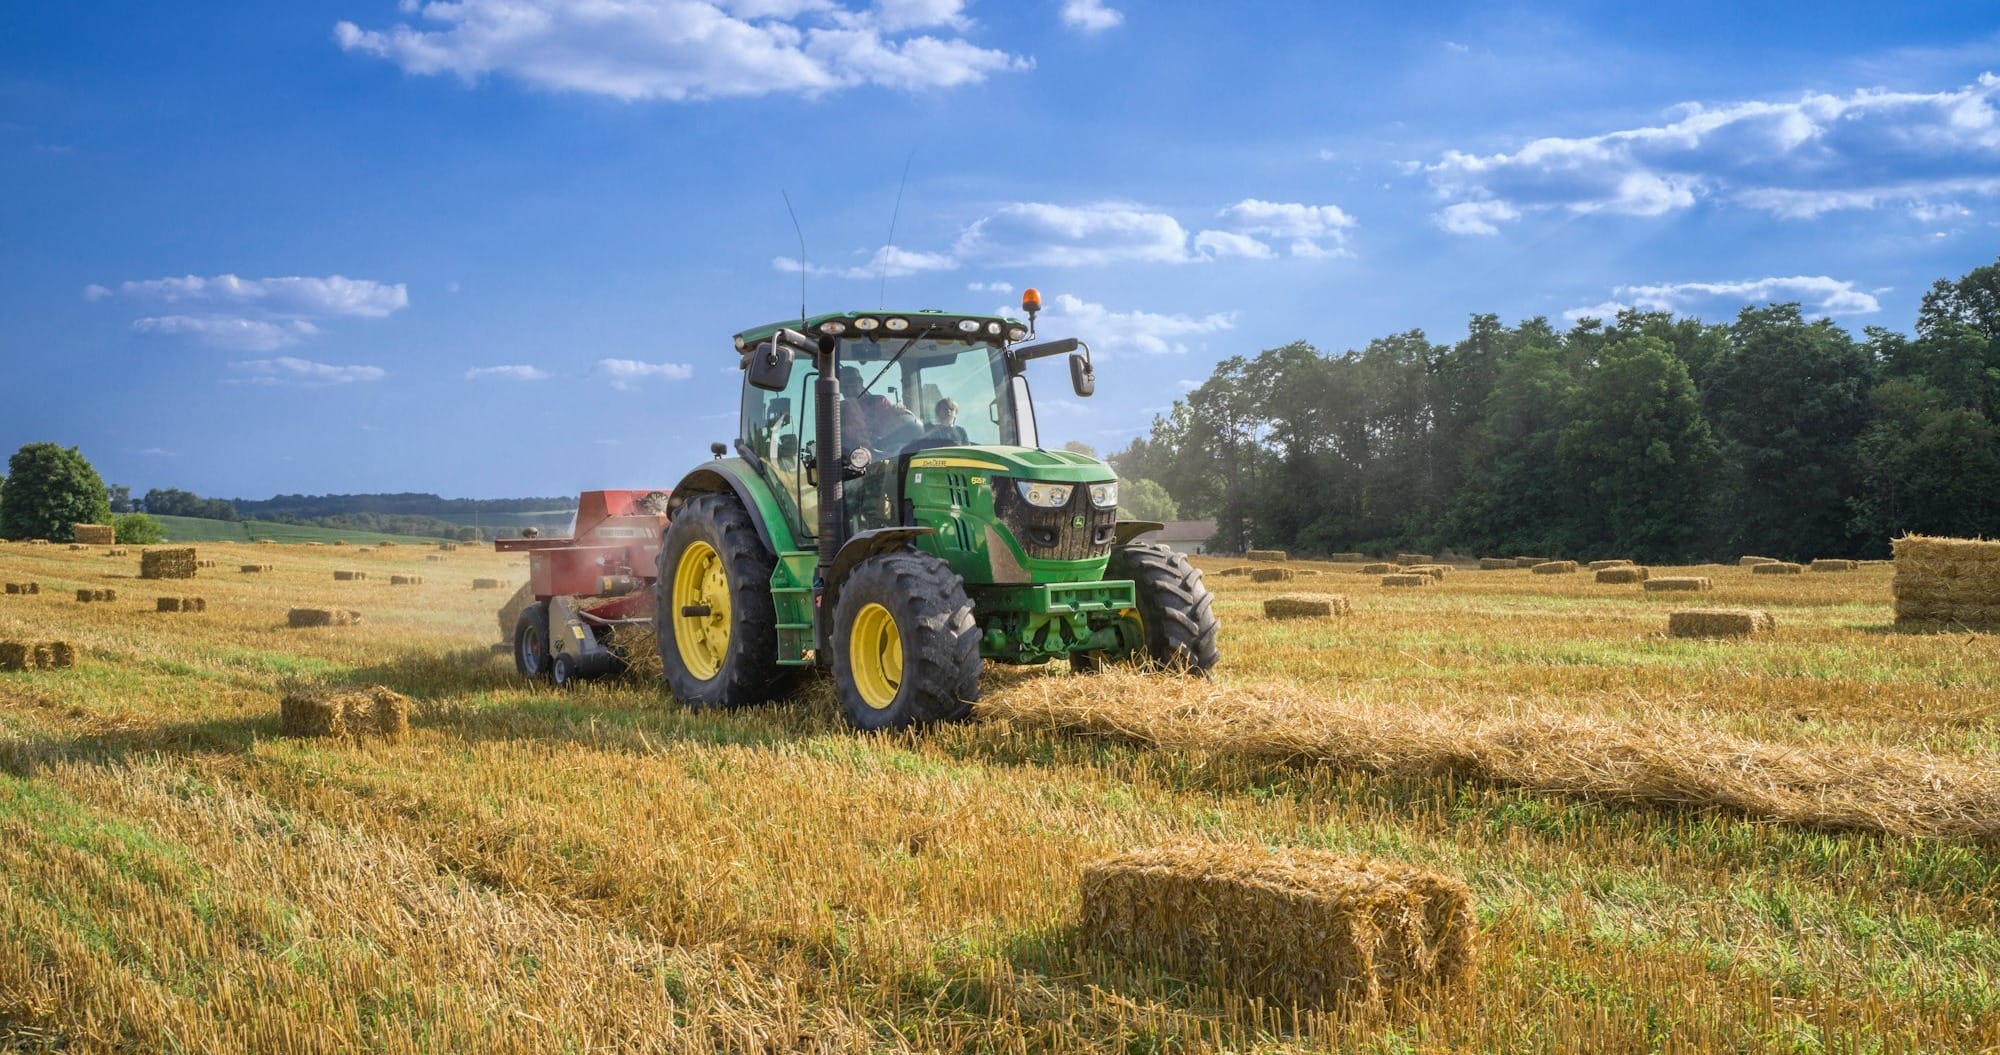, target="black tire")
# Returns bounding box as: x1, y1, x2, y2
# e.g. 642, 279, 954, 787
1109, 542, 1220, 675
832, 550, 980, 730
513, 602, 551, 679
654, 493, 794, 709
551, 653, 578, 689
